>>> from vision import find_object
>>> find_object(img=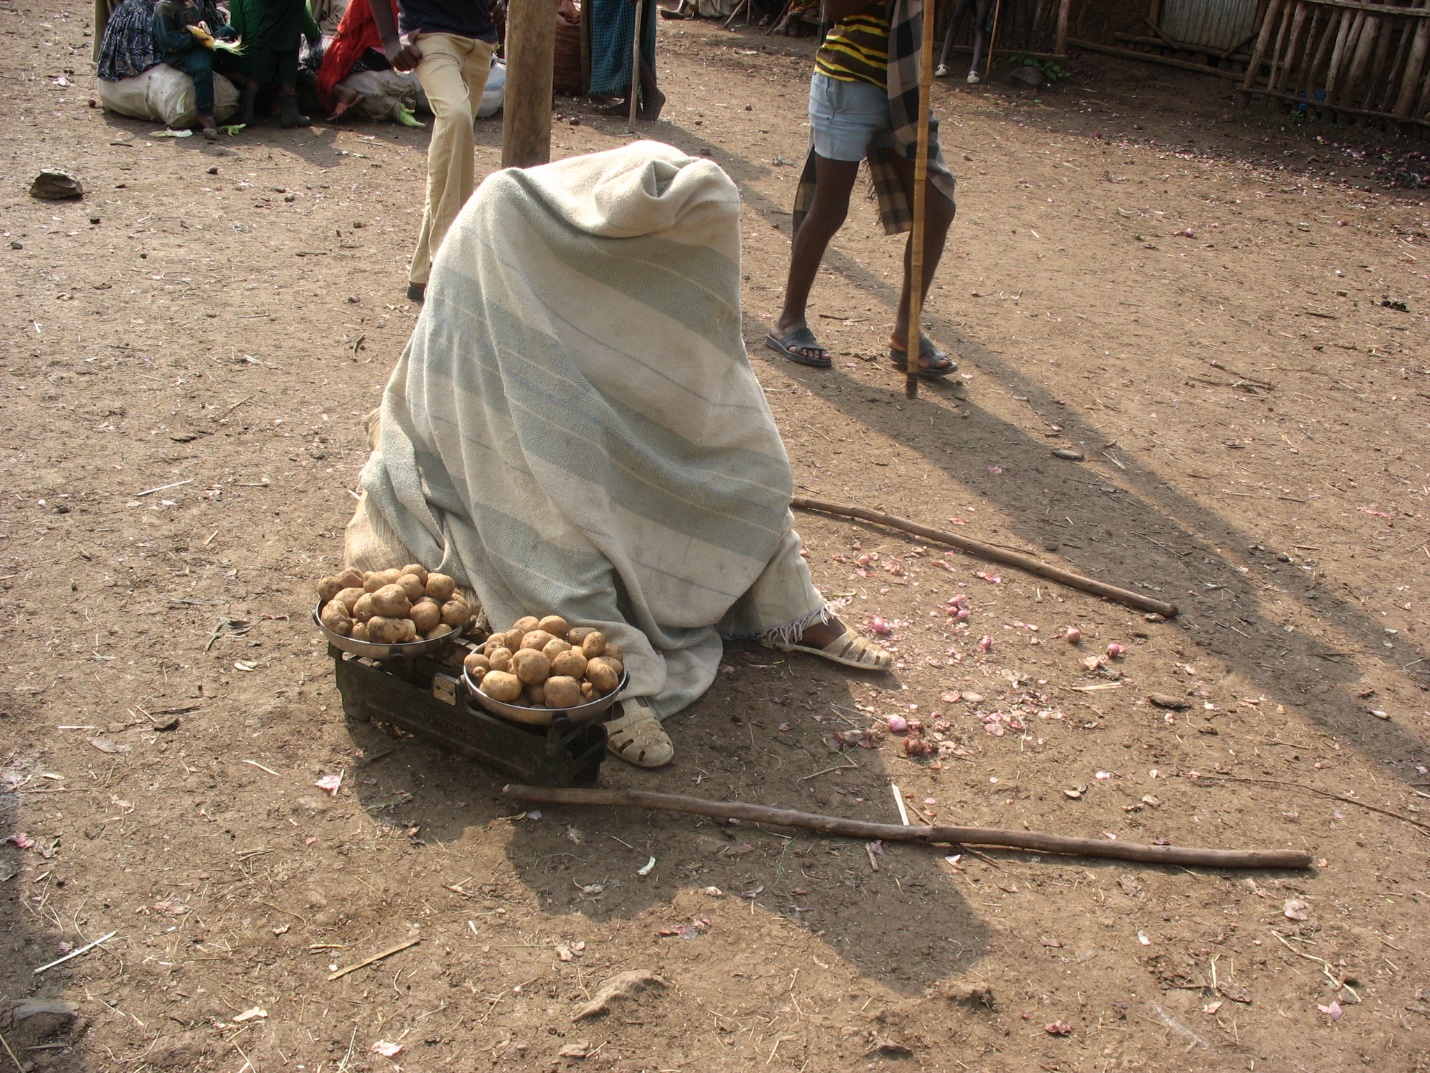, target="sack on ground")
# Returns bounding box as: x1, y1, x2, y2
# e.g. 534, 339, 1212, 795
98, 65, 240, 127
478, 58, 505, 118
336, 68, 429, 121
